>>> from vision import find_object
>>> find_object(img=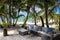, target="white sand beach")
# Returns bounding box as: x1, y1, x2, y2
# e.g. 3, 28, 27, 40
0, 29, 18, 36
0, 29, 41, 40
0, 20, 58, 40
17, 22, 58, 29
0, 34, 41, 40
